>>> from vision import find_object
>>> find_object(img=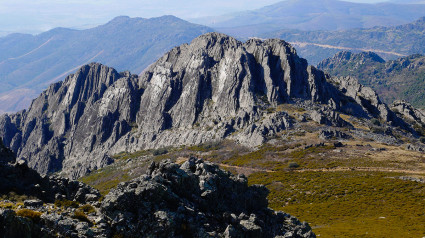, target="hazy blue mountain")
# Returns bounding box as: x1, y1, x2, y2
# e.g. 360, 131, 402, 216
390, 0, 425, 3
191, 0, 425, 38
0, 15, 212, 113
262, 16, 425, 65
